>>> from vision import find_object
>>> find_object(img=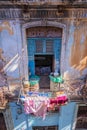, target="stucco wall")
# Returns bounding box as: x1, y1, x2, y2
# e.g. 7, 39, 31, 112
1, 20, 86, 80
0, 20, 23, 79
64, 20, 87, 79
